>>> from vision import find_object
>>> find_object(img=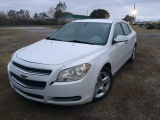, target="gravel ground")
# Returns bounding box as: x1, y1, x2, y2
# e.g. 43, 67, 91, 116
0, 26, 160, 120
